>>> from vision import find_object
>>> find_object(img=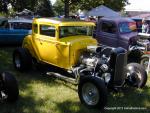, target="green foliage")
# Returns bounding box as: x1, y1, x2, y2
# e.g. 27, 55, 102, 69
0, 0, 55, 17
35, 0, 54, 17
53, 0, 65, 16
77, 0, 104, 11
55, 0, 129, 17
0, 0, 9, 13
75, 0, 129, 11
103, 0, 129, 11
11, 0, 37, 12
